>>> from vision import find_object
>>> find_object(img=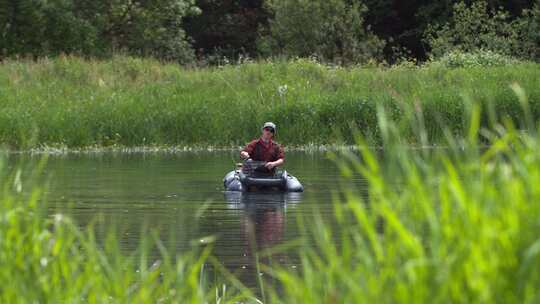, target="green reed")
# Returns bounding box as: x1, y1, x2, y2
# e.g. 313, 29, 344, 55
0, 56, 538, 149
